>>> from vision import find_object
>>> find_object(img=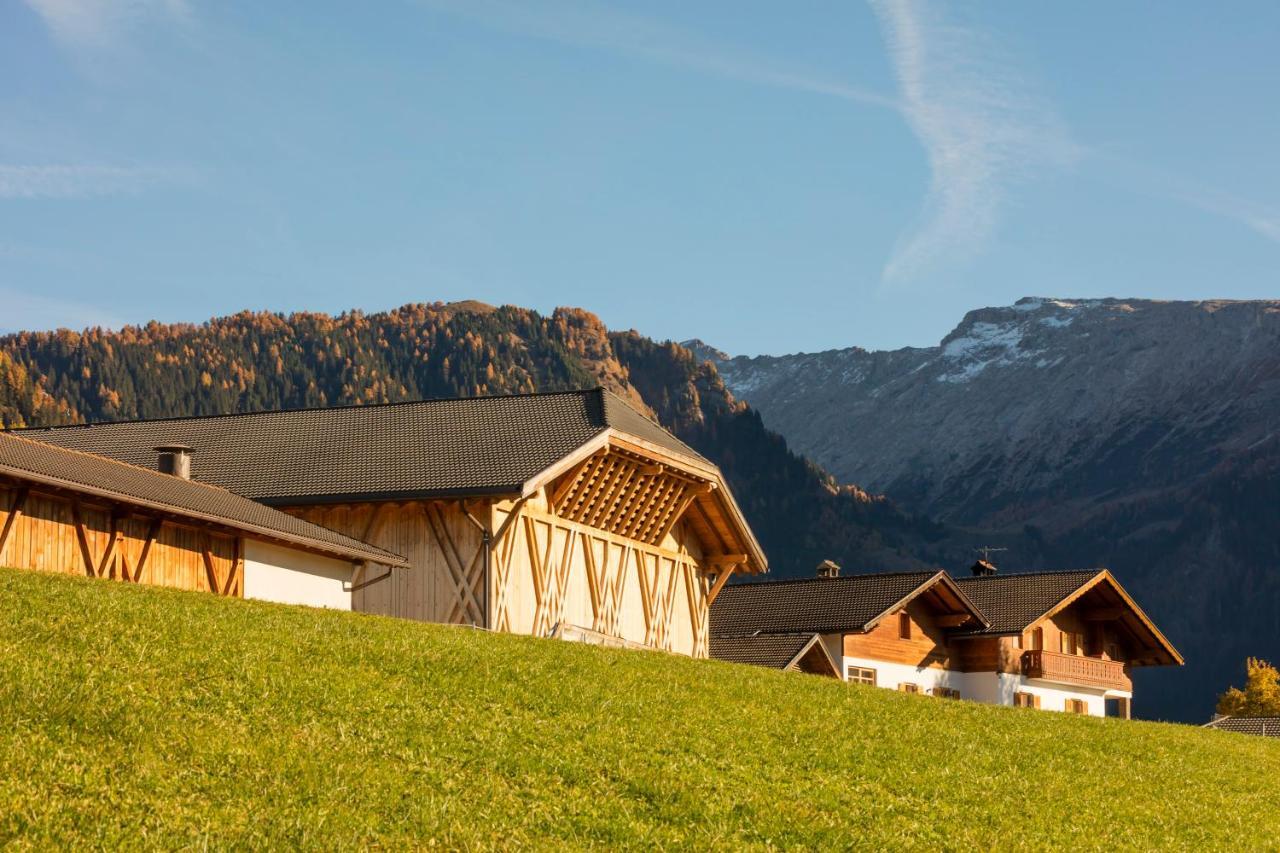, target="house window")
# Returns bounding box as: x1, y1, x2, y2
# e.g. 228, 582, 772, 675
898, 611, 912, 640
899, 683, 920, 694
1013, 633, 1023, 649
1064, 698, 1088, 715
1060, 631, 1085, 656
1014, 691, 1040, 709
848, 667, 876, 686
934, 687, 961, 699
1030, 627, 1043, 650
